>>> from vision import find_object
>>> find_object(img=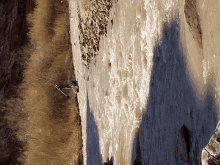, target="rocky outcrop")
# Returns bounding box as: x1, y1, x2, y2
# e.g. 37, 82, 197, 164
201, 121, 220, 165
